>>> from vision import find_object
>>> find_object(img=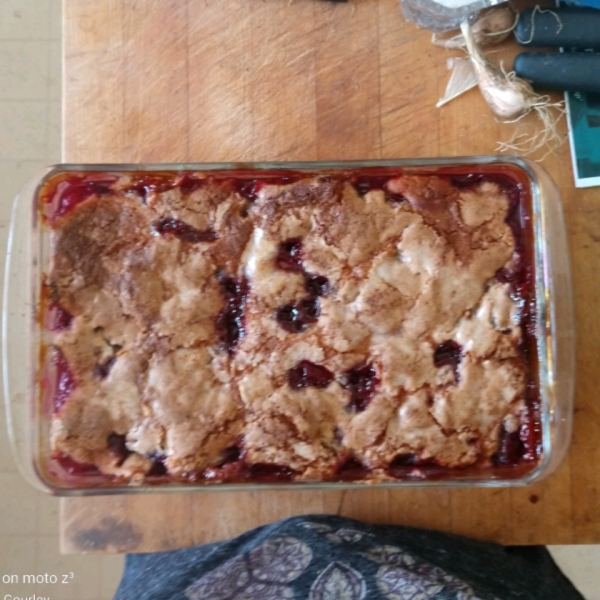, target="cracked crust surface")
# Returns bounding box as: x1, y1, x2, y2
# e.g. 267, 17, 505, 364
46, 172, 534, 482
